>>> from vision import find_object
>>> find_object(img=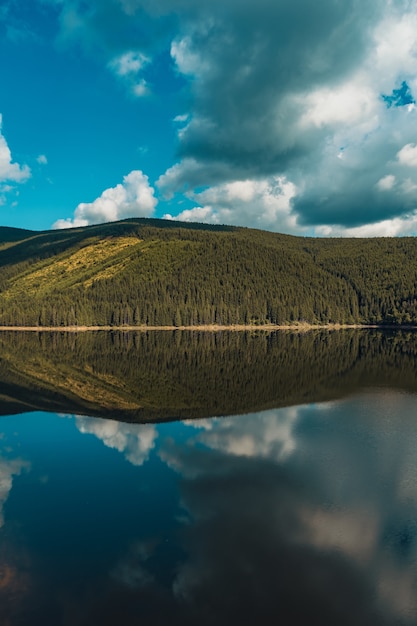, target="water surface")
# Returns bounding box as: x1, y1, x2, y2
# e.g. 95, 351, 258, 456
0, 330, 417, 624
1, 328, 417, 419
